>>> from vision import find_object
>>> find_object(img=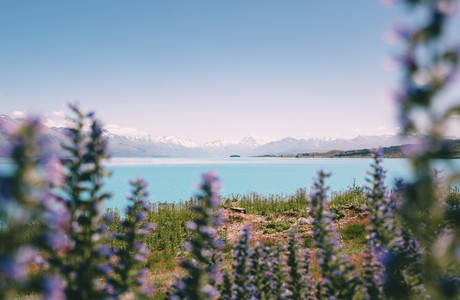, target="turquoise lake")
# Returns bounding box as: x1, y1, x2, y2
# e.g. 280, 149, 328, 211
2, 157, 459, 209
102, 157, 457, 209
